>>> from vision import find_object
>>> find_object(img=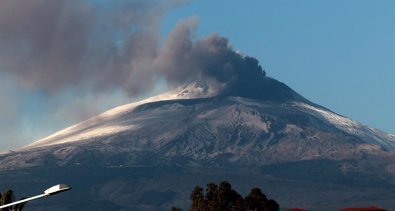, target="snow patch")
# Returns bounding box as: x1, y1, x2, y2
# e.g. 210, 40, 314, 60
0, 150, 13, 155
296, 102, 395, 150
28, 125, 139, 148
297, 102, 360, 132
356, 144, 381, 153
284, 124, 303, 134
